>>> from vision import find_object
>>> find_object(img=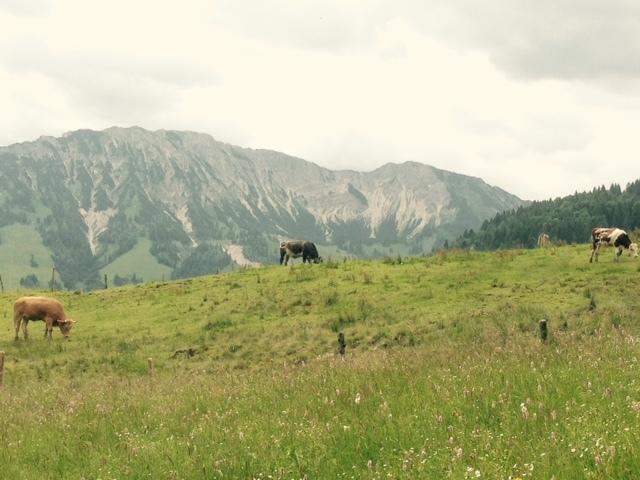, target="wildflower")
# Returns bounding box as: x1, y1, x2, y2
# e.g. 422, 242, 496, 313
354, 393, 361, 405
520, 403, 529, 420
